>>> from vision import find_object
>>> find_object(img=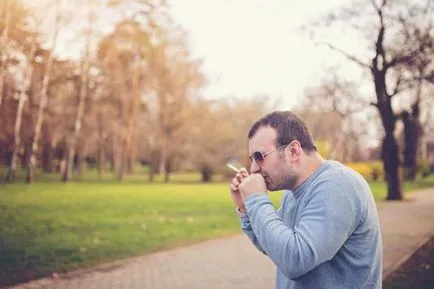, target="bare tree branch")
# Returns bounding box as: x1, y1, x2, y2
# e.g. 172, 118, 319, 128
316, 41, 370, 68
373, 10, 386, 72
389, 74, 403, 97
